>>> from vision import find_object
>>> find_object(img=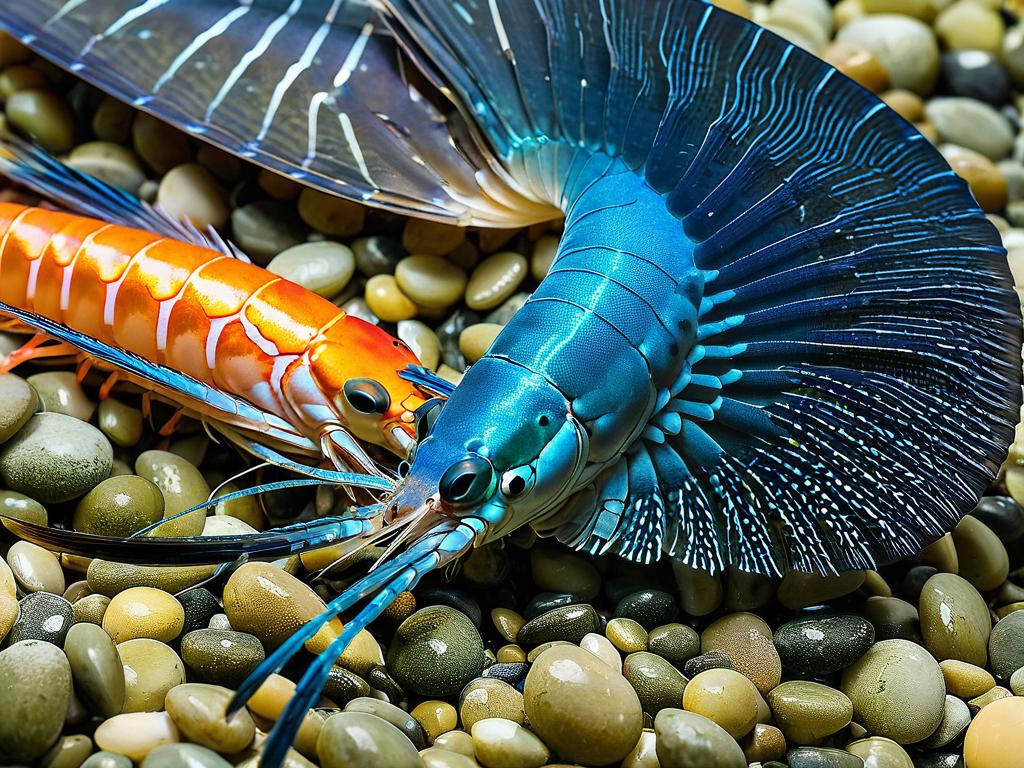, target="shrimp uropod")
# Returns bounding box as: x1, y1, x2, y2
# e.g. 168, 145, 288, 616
0, 0, 1021, 765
